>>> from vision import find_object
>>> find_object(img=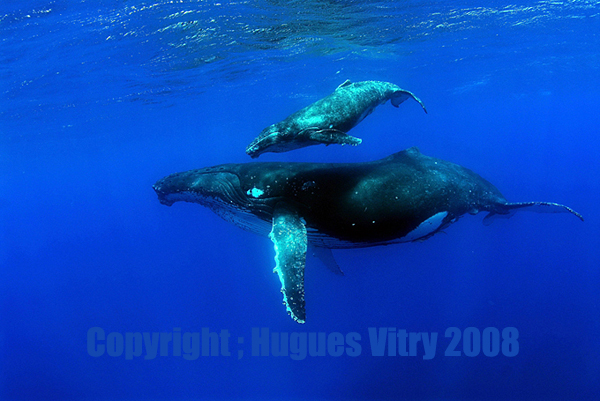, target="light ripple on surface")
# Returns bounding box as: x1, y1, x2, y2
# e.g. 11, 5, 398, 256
1, 0, 598, 122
